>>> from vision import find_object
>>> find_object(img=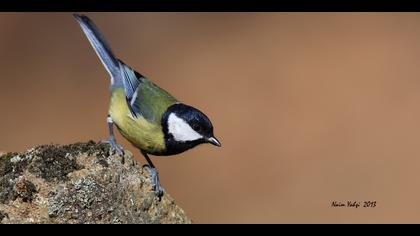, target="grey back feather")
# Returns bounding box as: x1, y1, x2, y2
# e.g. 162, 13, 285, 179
119, 61, 144, 117
119, 61, 142, 100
